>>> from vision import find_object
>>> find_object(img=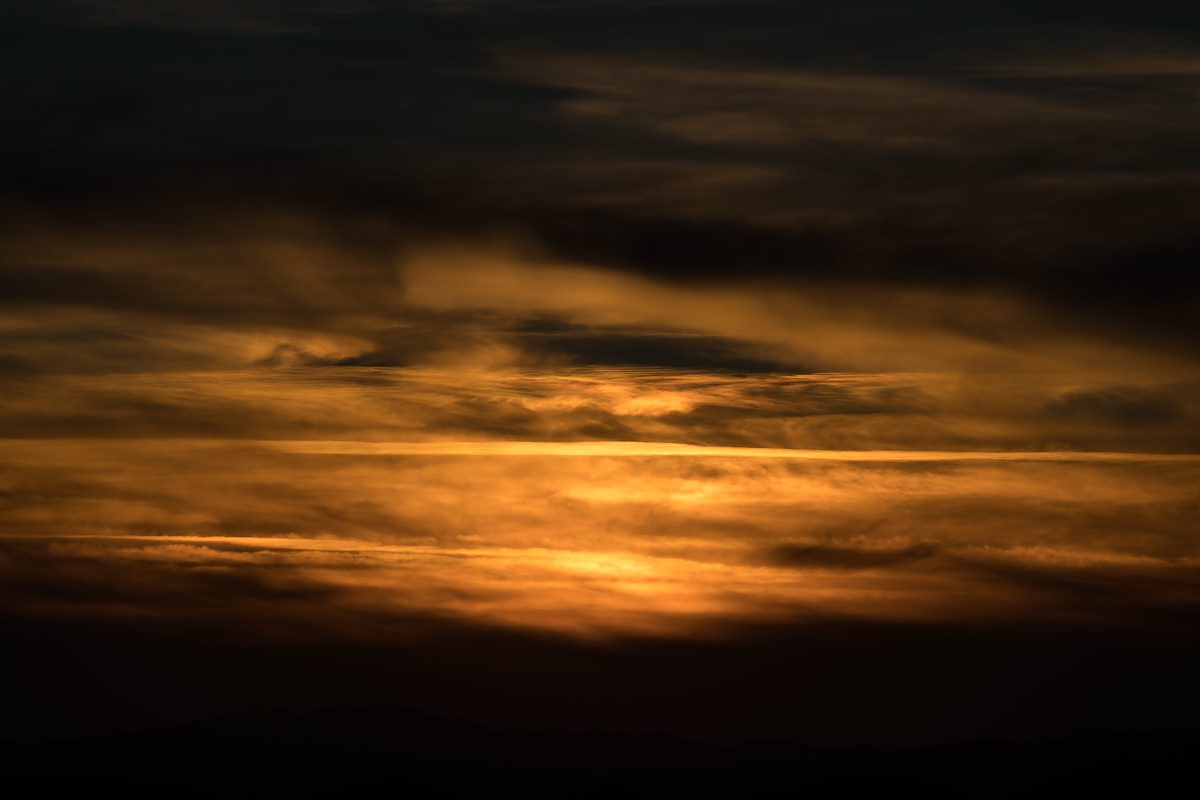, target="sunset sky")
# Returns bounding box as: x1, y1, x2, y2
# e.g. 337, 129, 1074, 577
2, 2, 1198, 794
